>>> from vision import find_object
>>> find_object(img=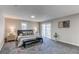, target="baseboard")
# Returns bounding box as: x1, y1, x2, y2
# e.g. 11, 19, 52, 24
57, 40, 79, 47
